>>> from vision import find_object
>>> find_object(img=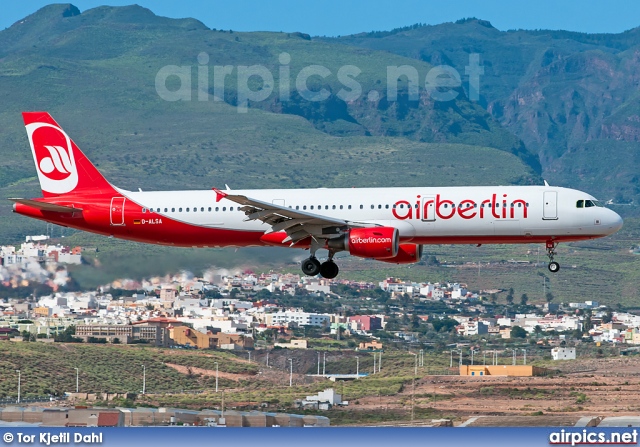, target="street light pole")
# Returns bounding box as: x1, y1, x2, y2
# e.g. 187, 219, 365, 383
16, 370, 20, 404
317, 352, 320, 375
289, 358, 293, 387
142, 365, 146, 395
215, 362, 219, 393
450, 350, 454, 368
522, 349, 527, 365
356, 356, 359, 378
323, 352, 326, 376
75, 367, 79, 393
378, 351, 382, 372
